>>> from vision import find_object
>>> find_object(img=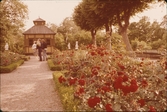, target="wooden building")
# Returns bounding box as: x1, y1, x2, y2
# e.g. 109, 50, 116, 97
23, 18, 56, 55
